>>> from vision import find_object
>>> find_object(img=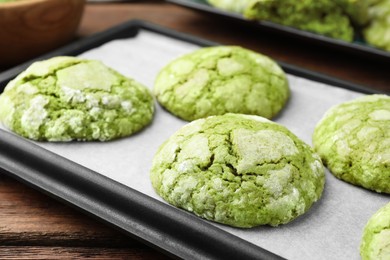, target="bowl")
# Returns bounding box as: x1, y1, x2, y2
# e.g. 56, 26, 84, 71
0, 0, 86, 68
